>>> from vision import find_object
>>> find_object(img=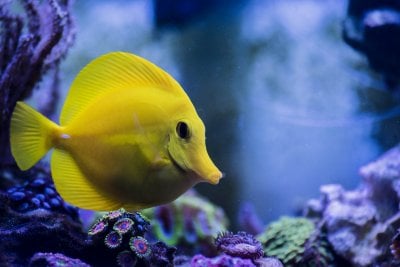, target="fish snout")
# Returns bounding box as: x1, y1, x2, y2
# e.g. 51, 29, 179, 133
206, 170, 223, 185
189, 150, 223, 185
